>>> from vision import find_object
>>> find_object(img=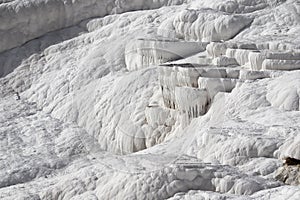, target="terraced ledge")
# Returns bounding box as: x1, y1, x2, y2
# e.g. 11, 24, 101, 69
125, 39, 207, 71
158, 63, 241, 120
